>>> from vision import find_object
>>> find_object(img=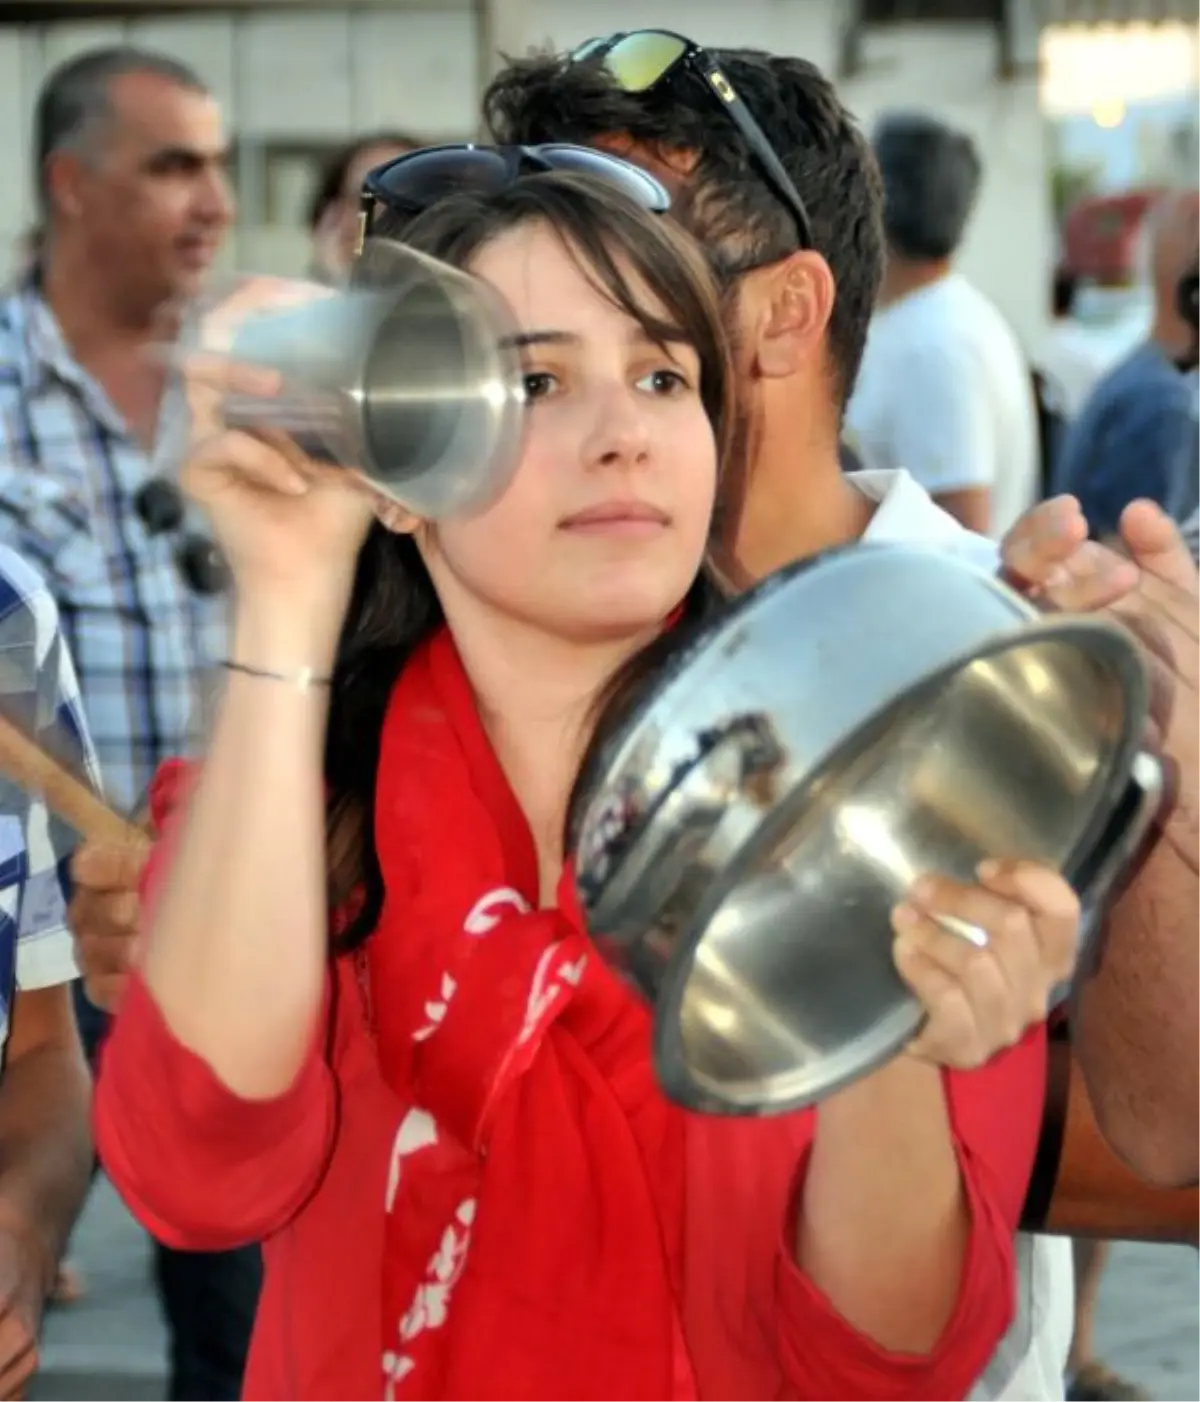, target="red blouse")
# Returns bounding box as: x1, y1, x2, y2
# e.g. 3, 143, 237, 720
93, 763, 1046, 1401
